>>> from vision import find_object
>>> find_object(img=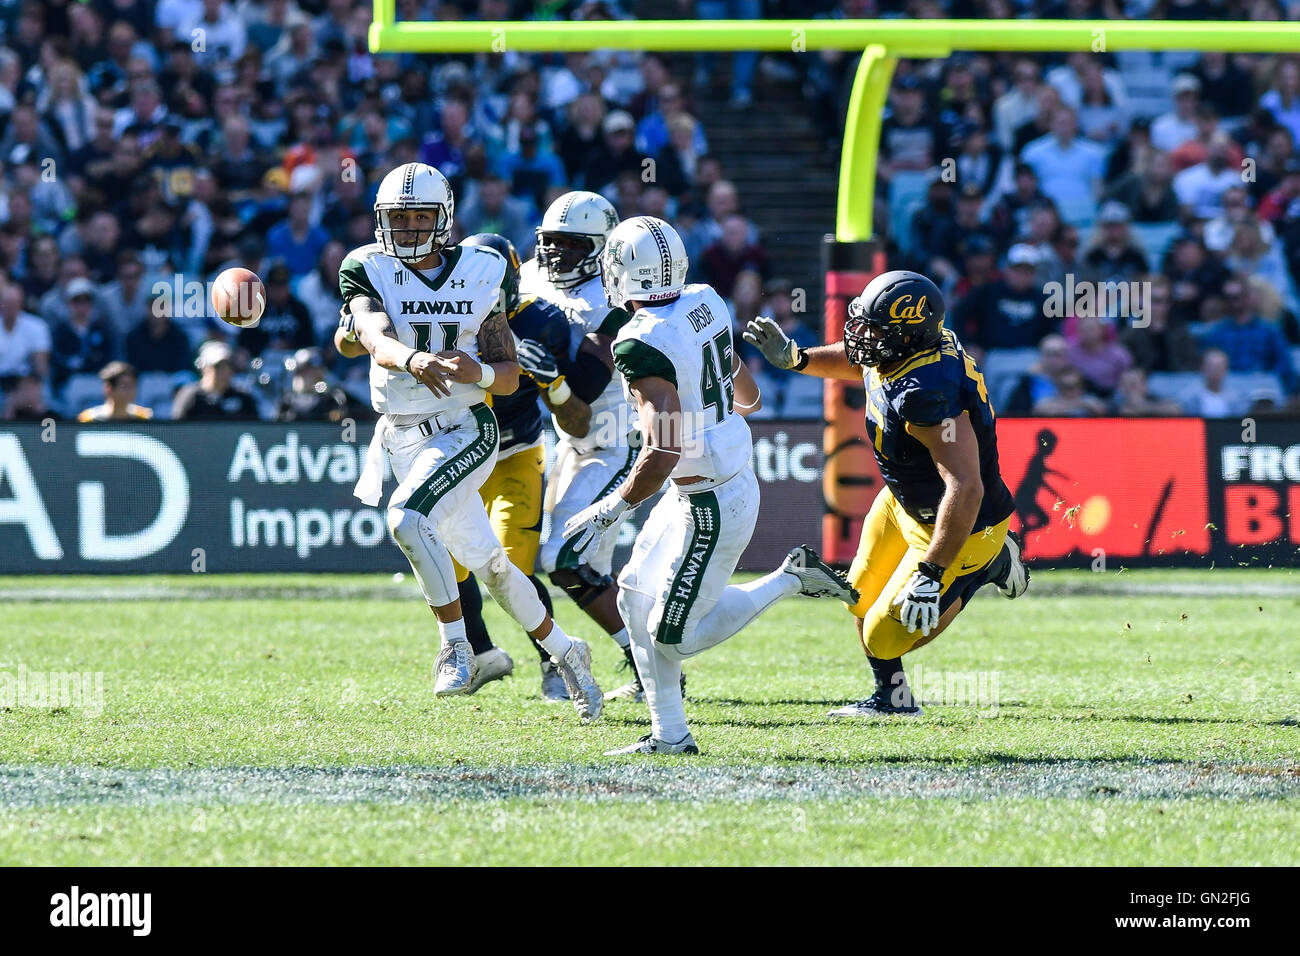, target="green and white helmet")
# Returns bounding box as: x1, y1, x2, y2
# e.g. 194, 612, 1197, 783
600, 216, 689, 308
373, 162, 454, 262
536, 190, 619, 288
